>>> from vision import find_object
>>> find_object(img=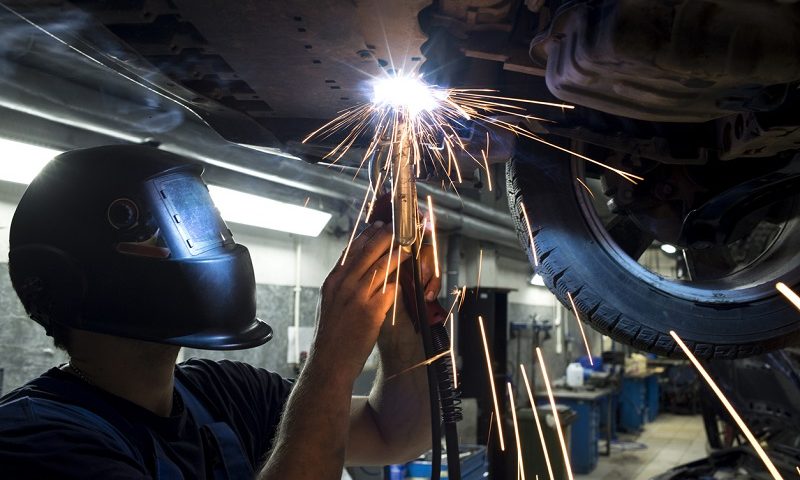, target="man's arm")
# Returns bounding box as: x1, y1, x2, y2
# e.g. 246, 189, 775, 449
346, 246, 440, 465
257, 222, 405, 480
